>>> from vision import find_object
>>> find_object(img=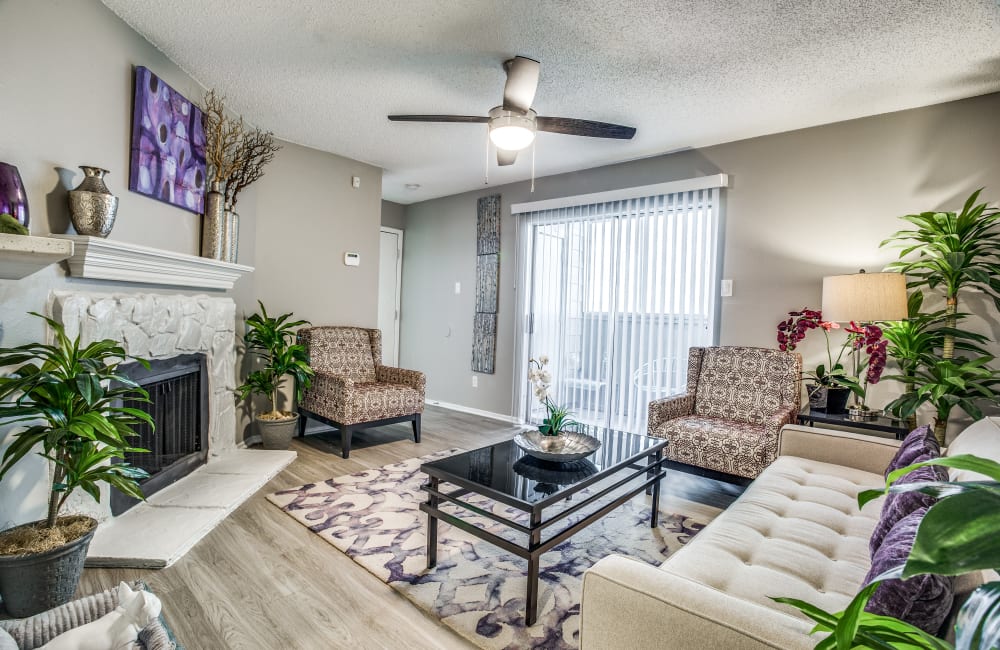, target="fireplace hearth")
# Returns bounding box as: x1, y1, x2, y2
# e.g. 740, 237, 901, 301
111, 353, 209, 515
